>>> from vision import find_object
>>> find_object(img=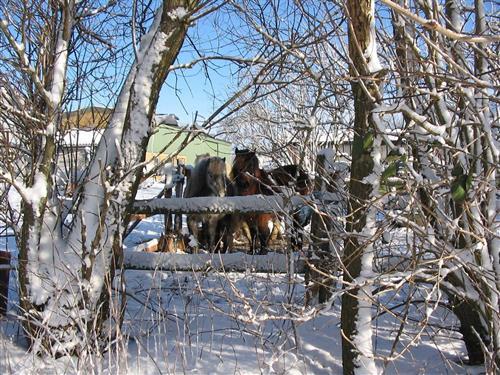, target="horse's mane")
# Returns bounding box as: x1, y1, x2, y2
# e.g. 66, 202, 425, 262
185, 157, 225, 198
